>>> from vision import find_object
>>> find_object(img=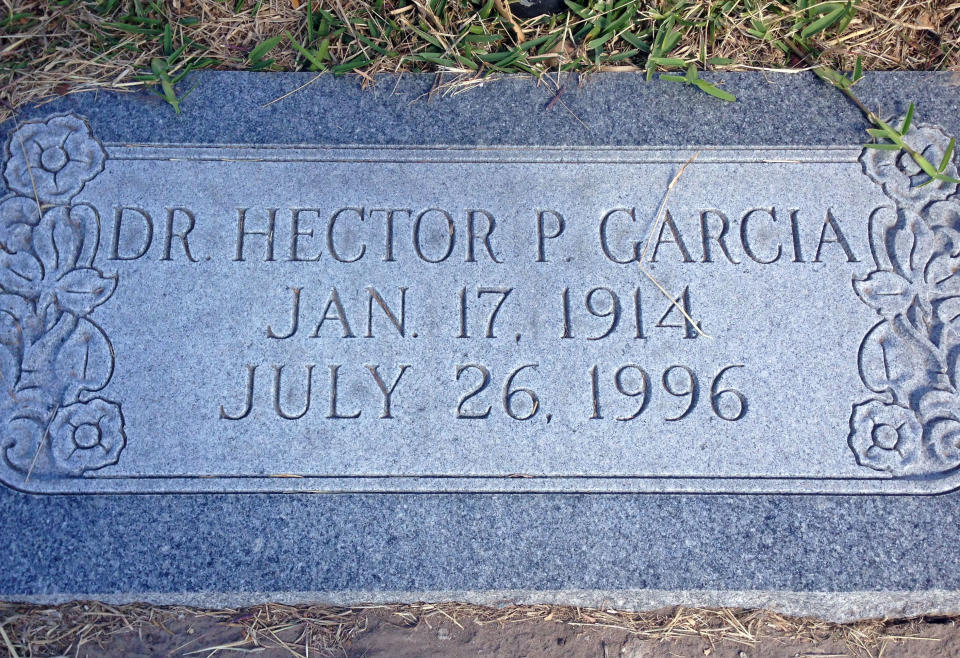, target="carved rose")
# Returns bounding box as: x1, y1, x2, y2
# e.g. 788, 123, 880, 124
848, 399, 923, 475
859, 121, 959, 208
3, 114, 105, 205
48, 398, 125, 475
